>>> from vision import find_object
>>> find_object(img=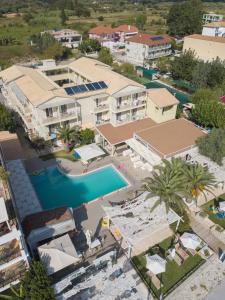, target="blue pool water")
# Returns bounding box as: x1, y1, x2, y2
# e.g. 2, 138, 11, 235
30, 166, 128, 209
